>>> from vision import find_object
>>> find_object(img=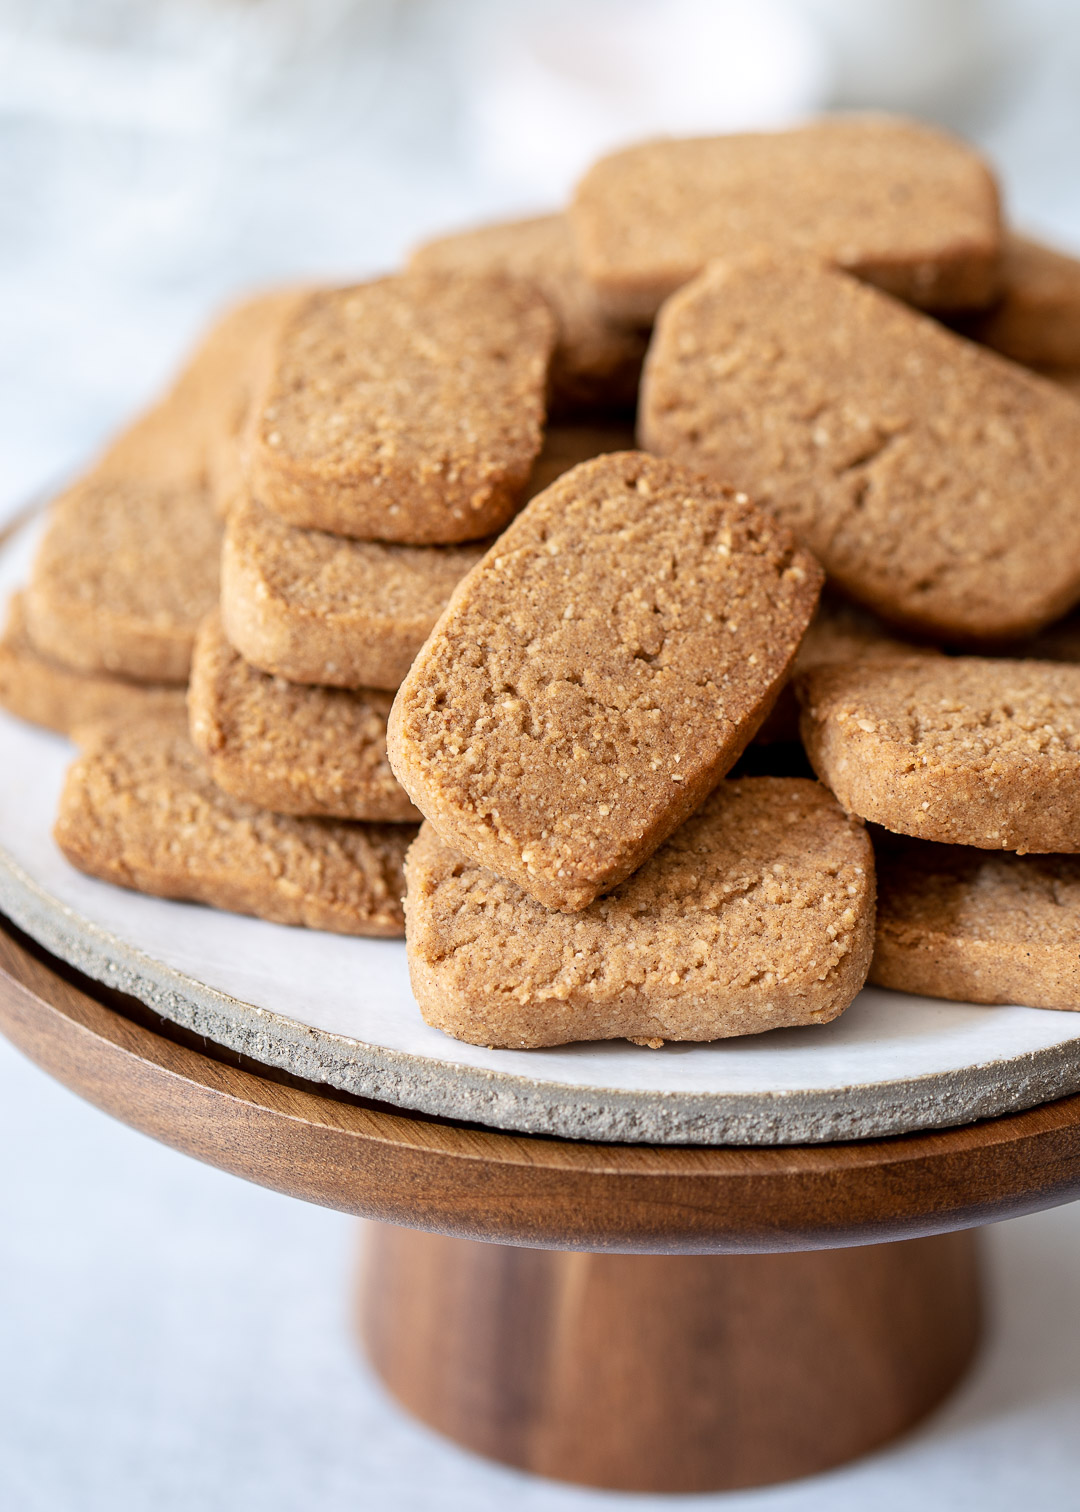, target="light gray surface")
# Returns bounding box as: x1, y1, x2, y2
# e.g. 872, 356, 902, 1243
1, 1031, 1079, 1511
